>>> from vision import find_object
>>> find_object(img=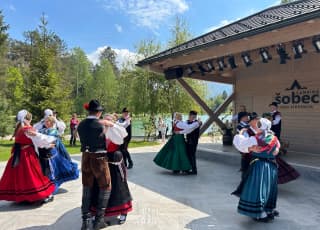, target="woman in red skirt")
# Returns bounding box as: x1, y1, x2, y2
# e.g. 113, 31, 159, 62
0, 110, 56, 203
